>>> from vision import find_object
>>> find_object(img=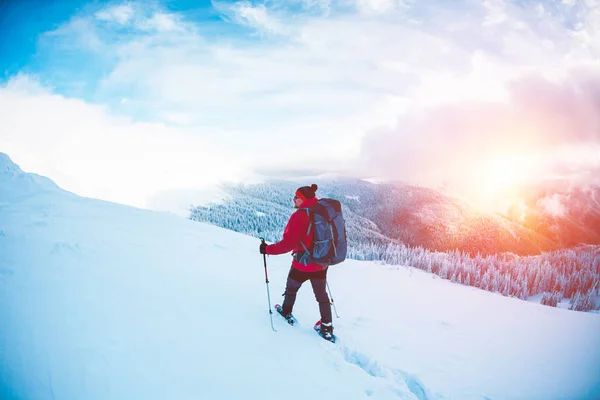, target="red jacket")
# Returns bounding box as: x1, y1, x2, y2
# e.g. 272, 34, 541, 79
265, 197, 323, 272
